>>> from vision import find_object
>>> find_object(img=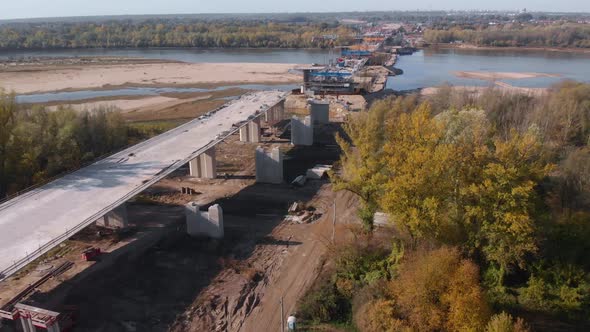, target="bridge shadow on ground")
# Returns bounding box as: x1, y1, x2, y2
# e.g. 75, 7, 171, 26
23, 122, 344, 332
25, 186, 323, 331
